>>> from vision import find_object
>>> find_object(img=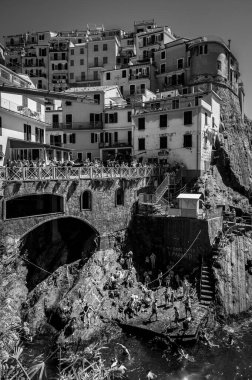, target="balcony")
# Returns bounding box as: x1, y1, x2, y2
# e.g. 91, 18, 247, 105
0, 98, 44, 122
47, 121, 103, 130
99, 141, 132, 149
129, 73, 150, 80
